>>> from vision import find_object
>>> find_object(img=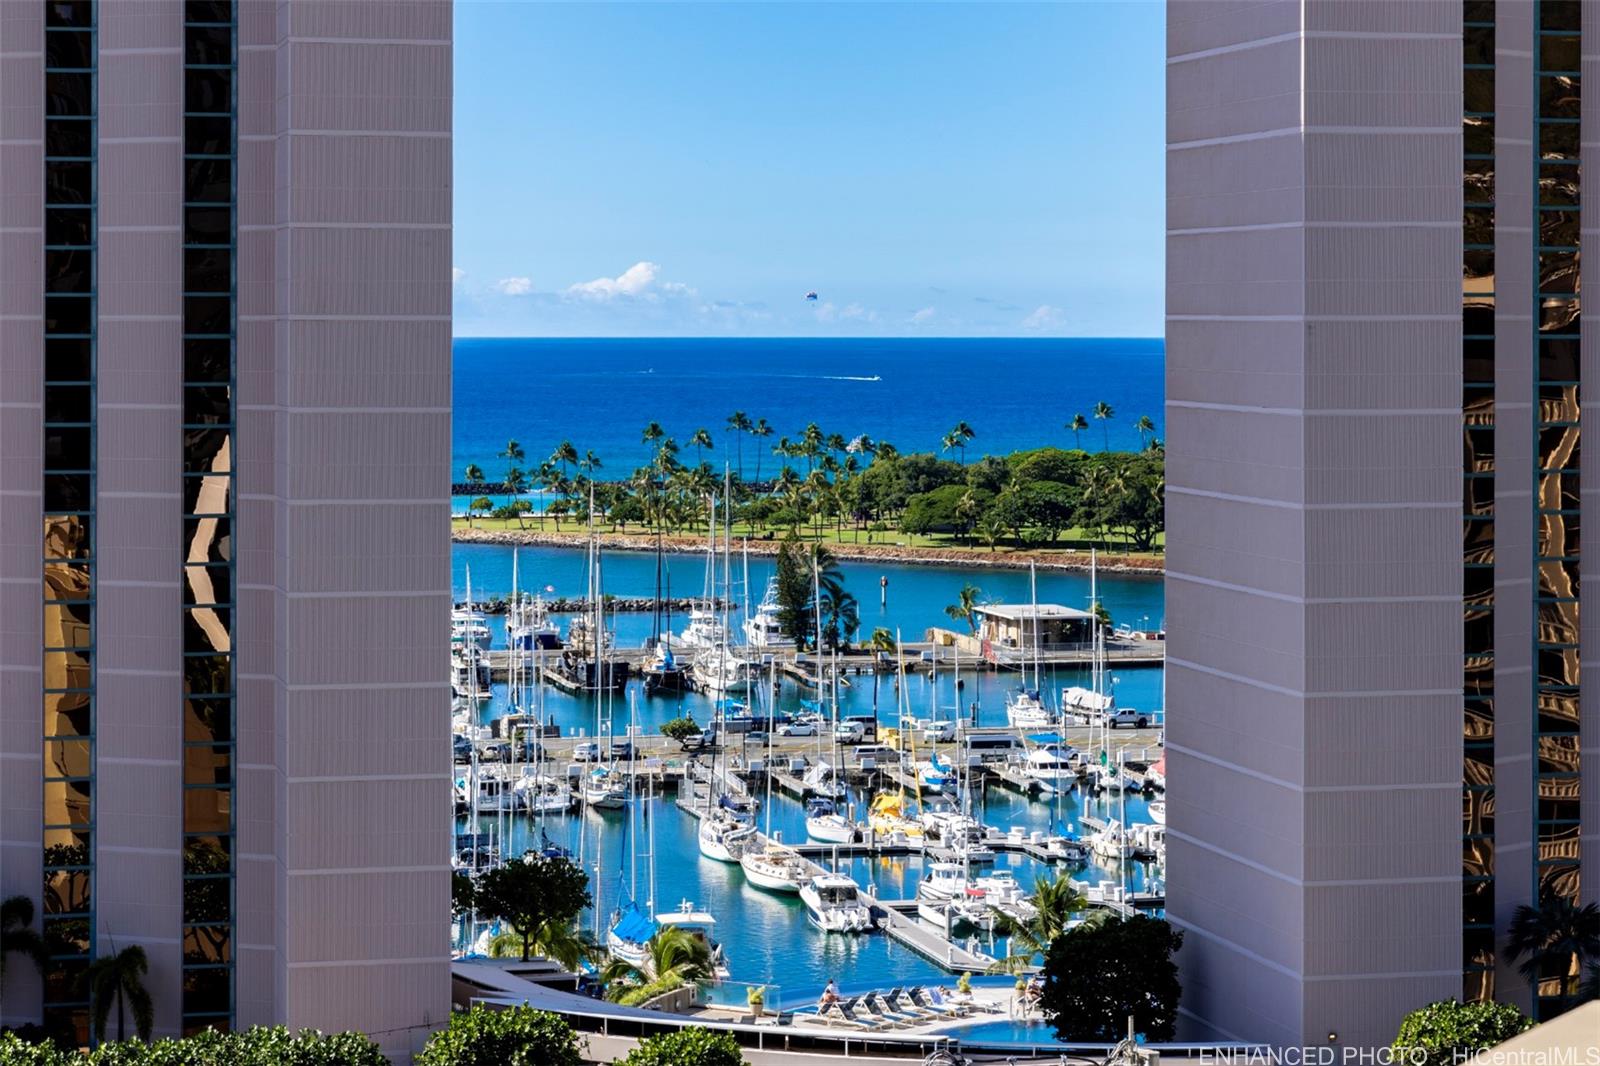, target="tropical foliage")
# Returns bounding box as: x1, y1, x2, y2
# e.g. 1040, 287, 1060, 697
618, 1027, 746, 1066
603, 927, 716, 1006
1505, 898, 1600, 1007
474, 854, 591, 962
772, 539, 857, 649
1393, 1000, 1534, 1066
416, 1006, 584, 1066
80, 945, 154, 1044
456, 413, 1164, 552
0, 896, 45, 994
1038, 914, 1183, 1041
989, 874, 1086, 974
0, 1026, 387, 1065
659, 716, 703, 746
